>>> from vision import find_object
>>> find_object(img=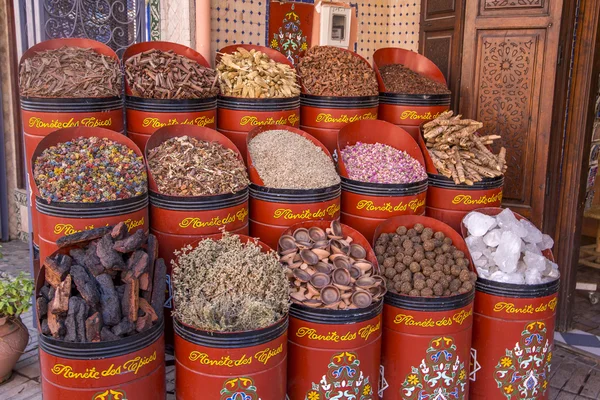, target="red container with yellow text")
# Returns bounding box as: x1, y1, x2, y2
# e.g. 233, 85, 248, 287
247, 126, 341, 249
173, 235, 288, 400
31, 127, 149, 265
417, 128, 504, 232
461, 208, 558, 400
338, 120, 427, 243
123, 41, 217, 153
36, 263, 165, 400
282, 221, 383, 400
374, 215, 474, 400
19, 38, 124, 253
373, 48, 450, 141
145, 125, 249, 343
217, 44, 300, 161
